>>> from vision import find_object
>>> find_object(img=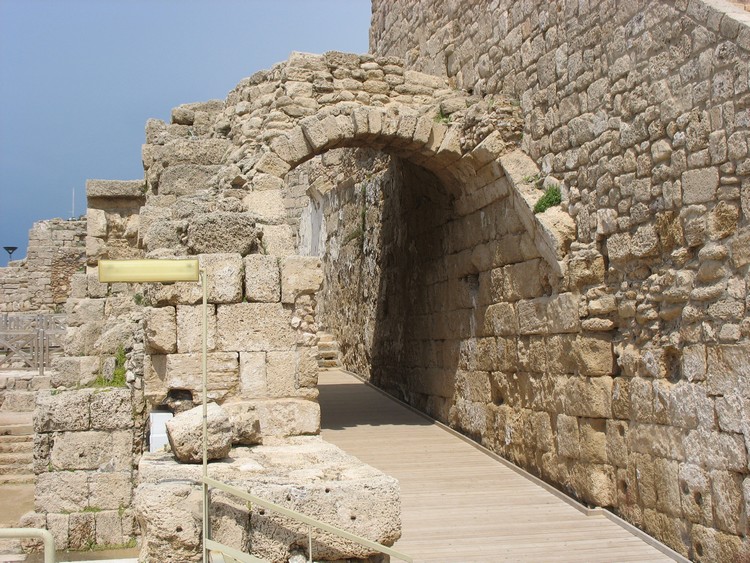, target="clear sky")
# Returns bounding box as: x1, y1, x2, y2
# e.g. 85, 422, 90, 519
0, 0, 371, 265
